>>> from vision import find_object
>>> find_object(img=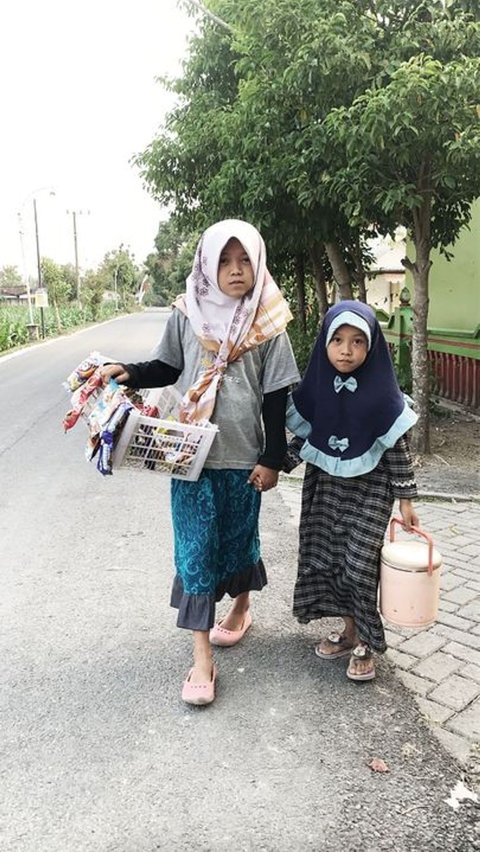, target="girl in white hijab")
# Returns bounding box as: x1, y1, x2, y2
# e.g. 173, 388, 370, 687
101, 219, 299, 705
